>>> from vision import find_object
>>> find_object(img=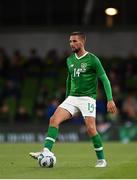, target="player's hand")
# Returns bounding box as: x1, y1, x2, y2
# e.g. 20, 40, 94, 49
107, 100, 117, 113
